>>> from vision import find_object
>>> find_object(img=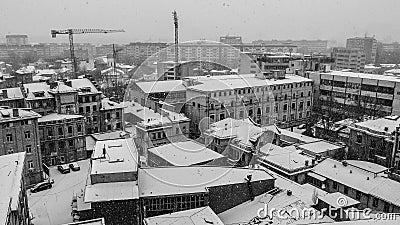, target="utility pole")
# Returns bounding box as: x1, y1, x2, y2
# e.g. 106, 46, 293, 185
172, 11, 179, 80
